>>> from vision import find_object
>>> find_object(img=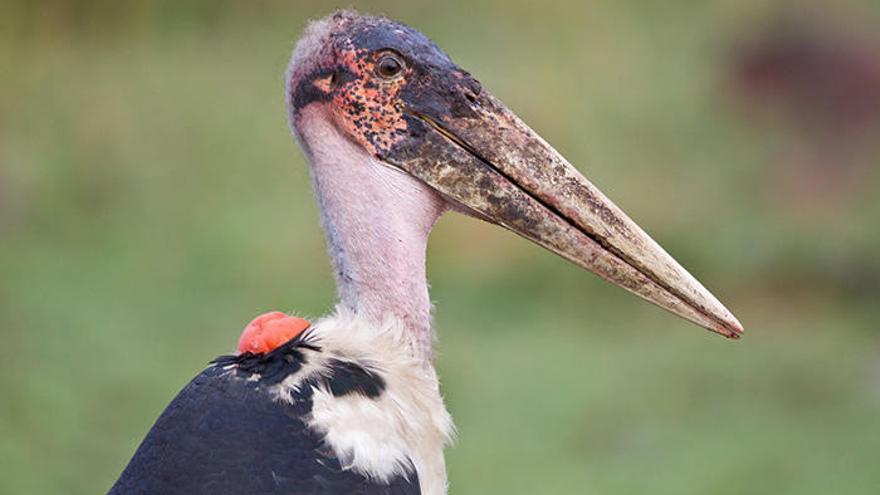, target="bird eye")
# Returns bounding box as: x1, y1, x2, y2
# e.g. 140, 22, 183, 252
376, 53, 404, 79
